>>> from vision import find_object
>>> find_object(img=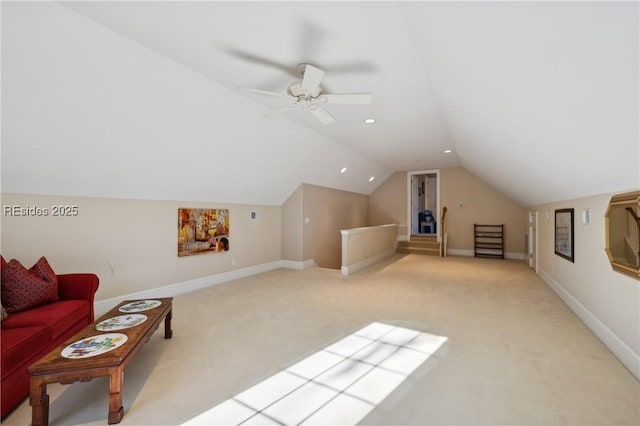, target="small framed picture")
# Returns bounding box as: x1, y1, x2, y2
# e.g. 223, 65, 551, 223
554, 208, 574, 262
